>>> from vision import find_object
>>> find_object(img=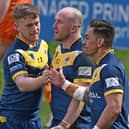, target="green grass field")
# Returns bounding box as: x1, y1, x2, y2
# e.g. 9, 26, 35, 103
0, 44, 129, 129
